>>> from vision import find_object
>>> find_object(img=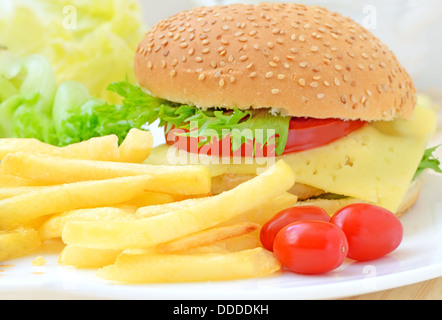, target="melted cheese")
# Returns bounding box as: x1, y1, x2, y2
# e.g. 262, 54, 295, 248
146, 105, 437, 213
